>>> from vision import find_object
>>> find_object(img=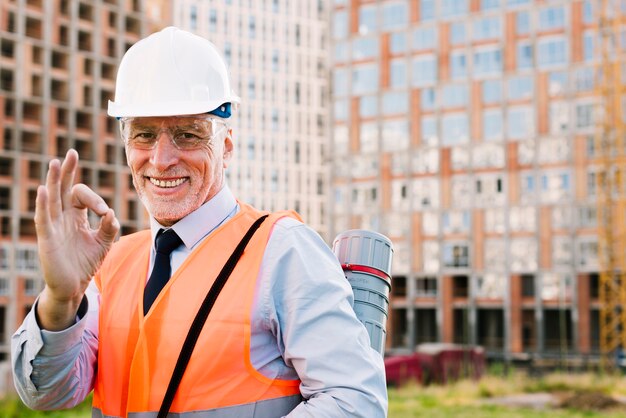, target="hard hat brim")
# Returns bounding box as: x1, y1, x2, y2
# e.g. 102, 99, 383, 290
107, 96, 240, 118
